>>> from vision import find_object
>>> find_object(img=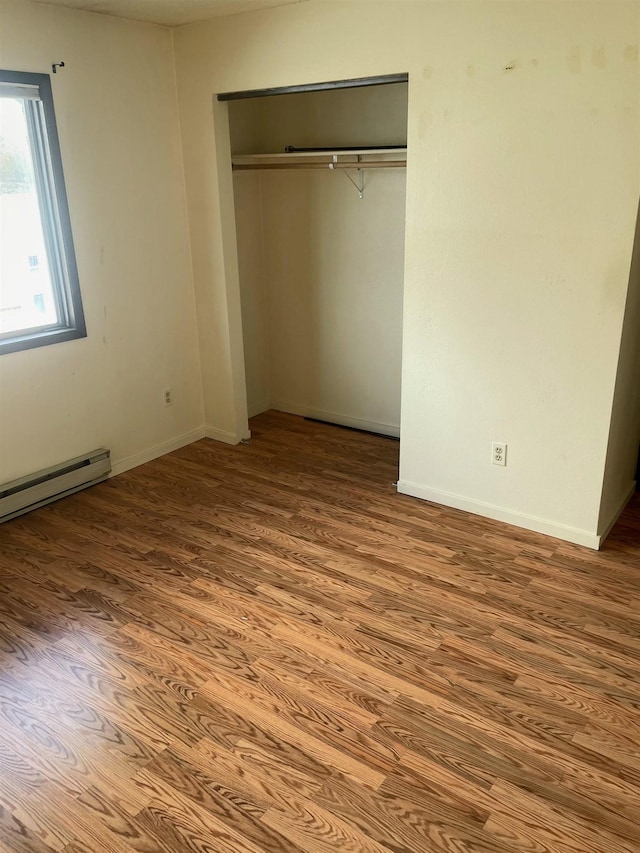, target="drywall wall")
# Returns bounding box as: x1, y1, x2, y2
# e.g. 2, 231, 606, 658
0, 0, 204, 483
261, 167, 406, 435
598, 200, 640, 537
173, 0, 640, 547
233, 170, 272, 416
230, 86, 406, 433
227, 98, 272, 417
